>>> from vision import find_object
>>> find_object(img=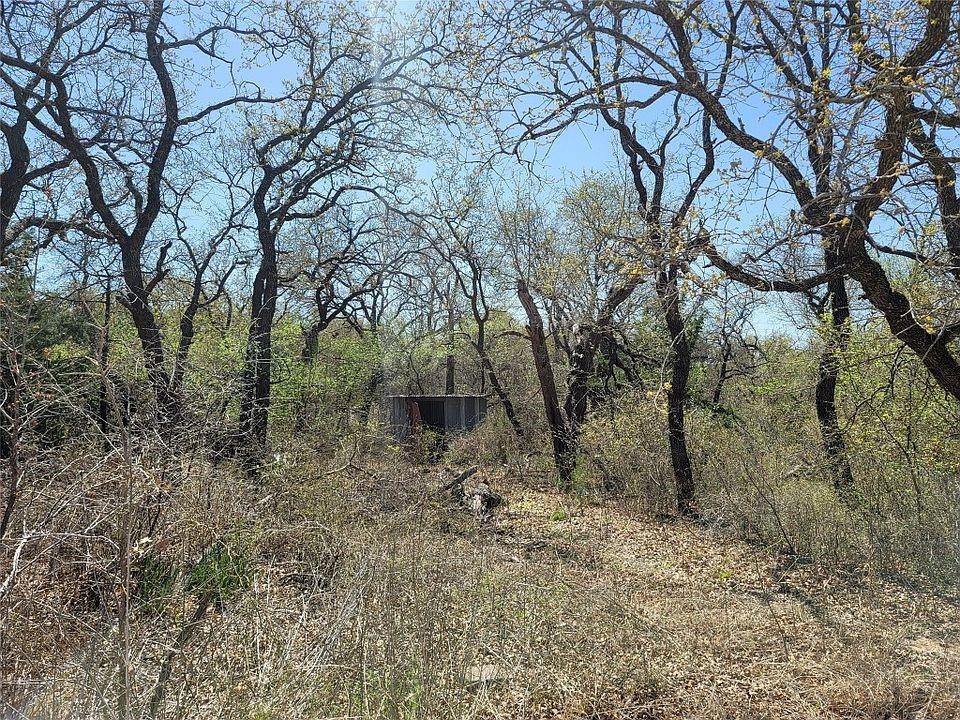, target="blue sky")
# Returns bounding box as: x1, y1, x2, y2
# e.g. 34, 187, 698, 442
528, 122, 614, 180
